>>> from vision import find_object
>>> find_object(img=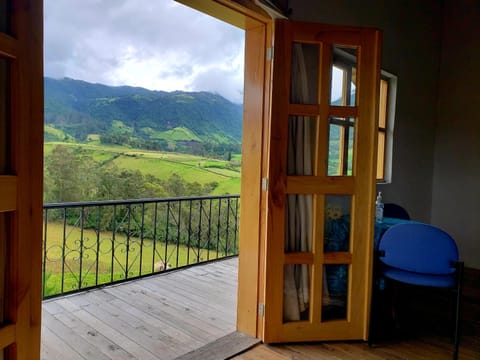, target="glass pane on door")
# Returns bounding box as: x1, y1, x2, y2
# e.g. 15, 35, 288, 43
322, 264, 349, 321
327, 117, 355, 176
287, 116, 316, 176
284, 264, 311, 322
330, 46, 357, 106
290, 43, 319, 104
324, 195, 351, 252
285, 194, 313, 253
